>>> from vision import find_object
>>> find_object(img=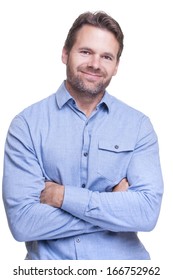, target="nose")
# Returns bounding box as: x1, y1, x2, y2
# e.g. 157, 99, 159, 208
87, 54, 101, 70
